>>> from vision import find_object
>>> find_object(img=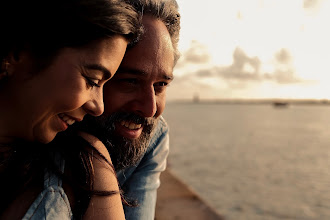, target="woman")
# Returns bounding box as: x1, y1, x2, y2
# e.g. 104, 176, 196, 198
0, 0, 141, 219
